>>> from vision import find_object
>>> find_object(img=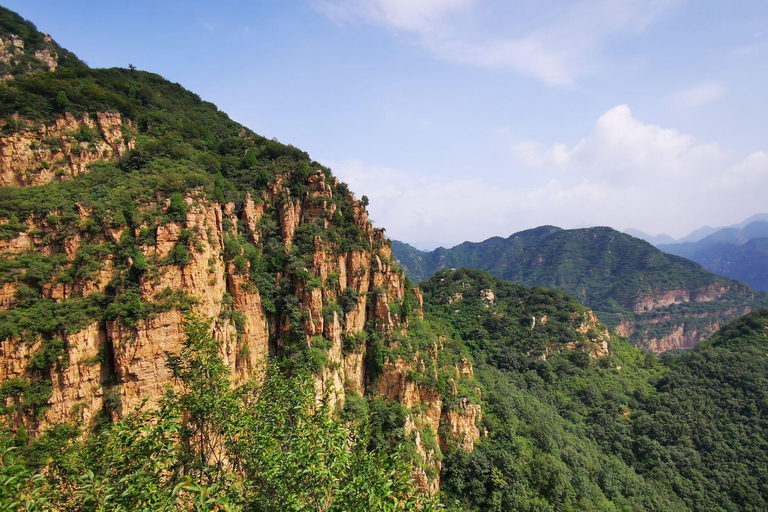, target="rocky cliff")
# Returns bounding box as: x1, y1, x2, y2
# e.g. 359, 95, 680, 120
0, 12, 482, 492
0, 109, 477, 493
